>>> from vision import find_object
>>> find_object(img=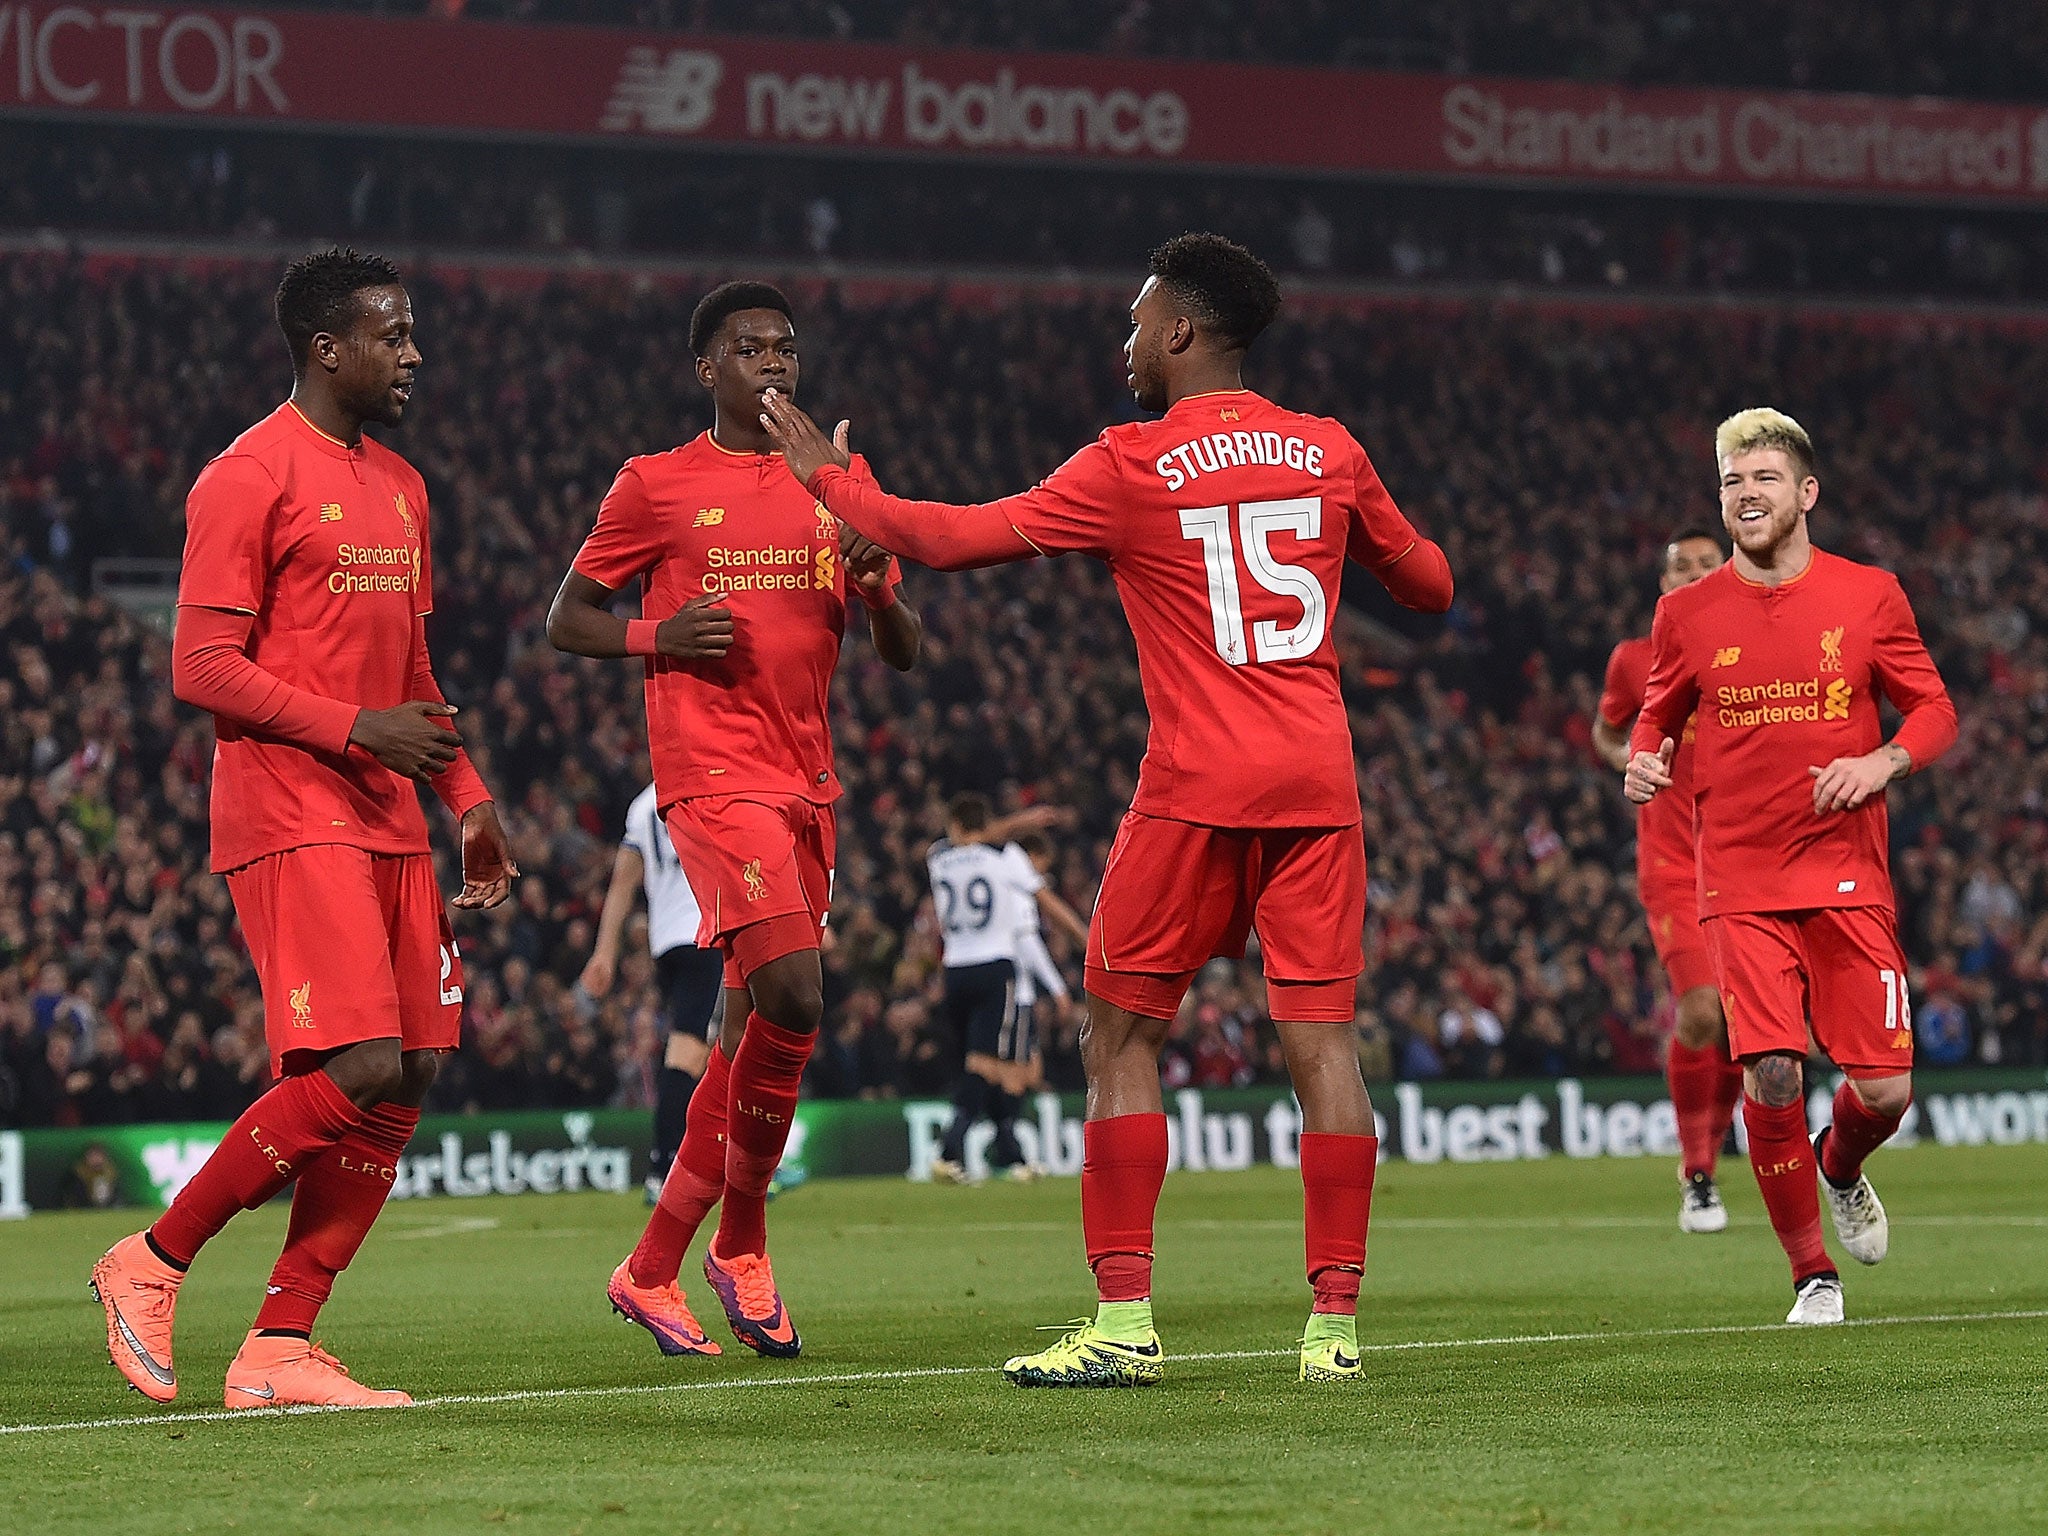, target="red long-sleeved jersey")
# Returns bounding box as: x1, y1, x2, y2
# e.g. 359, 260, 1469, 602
1630, 550, 1956, 917
809, 389, 1452, 829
